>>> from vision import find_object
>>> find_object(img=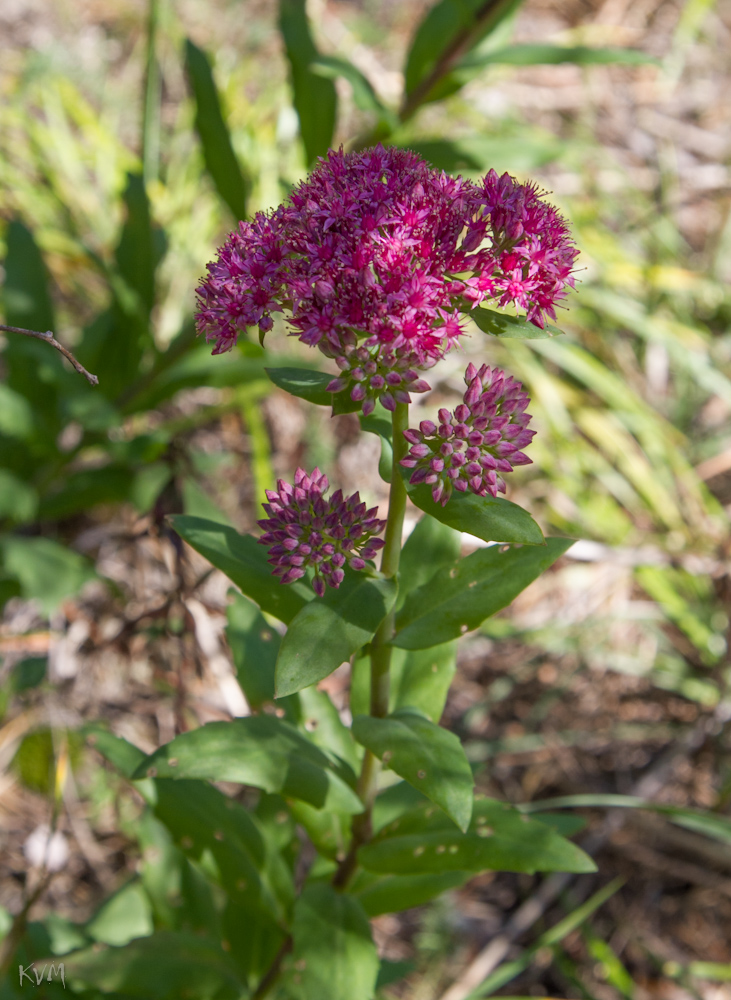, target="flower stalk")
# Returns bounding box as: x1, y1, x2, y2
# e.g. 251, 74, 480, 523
333, 401, 409, 889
